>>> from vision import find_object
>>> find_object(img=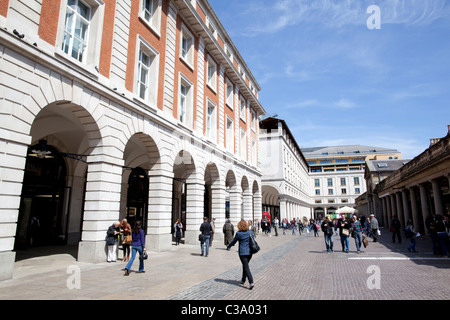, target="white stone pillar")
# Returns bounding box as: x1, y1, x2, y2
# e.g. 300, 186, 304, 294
78, 160, 124, 263
431, 179, 444, 216
0, 138, 30, 280
229, 187, 242, 227
211, 185, 226, 243
184, 178, 205, 245
147, 169, 174, 251
419, 184, 431, 235
242, 190, 253, 222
